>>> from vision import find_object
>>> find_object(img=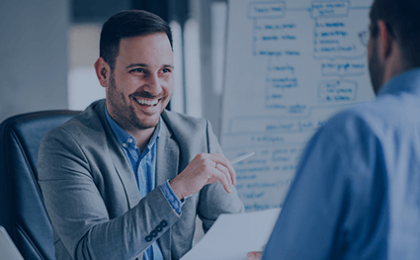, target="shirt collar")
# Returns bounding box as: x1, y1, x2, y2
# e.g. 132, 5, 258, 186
378, 67, 420, 97
105, 105, 161, 151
